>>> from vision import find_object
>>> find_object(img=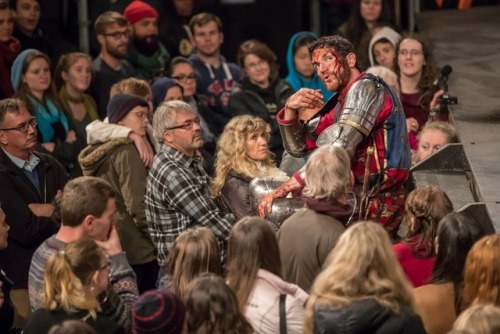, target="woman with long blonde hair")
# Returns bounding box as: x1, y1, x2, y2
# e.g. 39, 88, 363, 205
159, 227, 222, 297
211, 115, 287, 219
305, 221, 425, 333
24, 238, 124, 333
